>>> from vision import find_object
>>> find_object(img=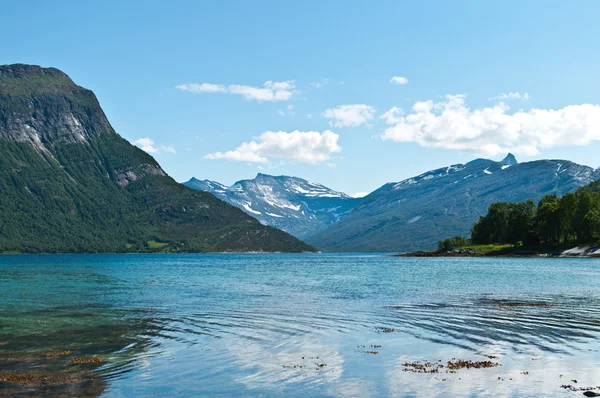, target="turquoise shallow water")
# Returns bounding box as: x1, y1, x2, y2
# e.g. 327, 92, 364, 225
1, 253, 600, 397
